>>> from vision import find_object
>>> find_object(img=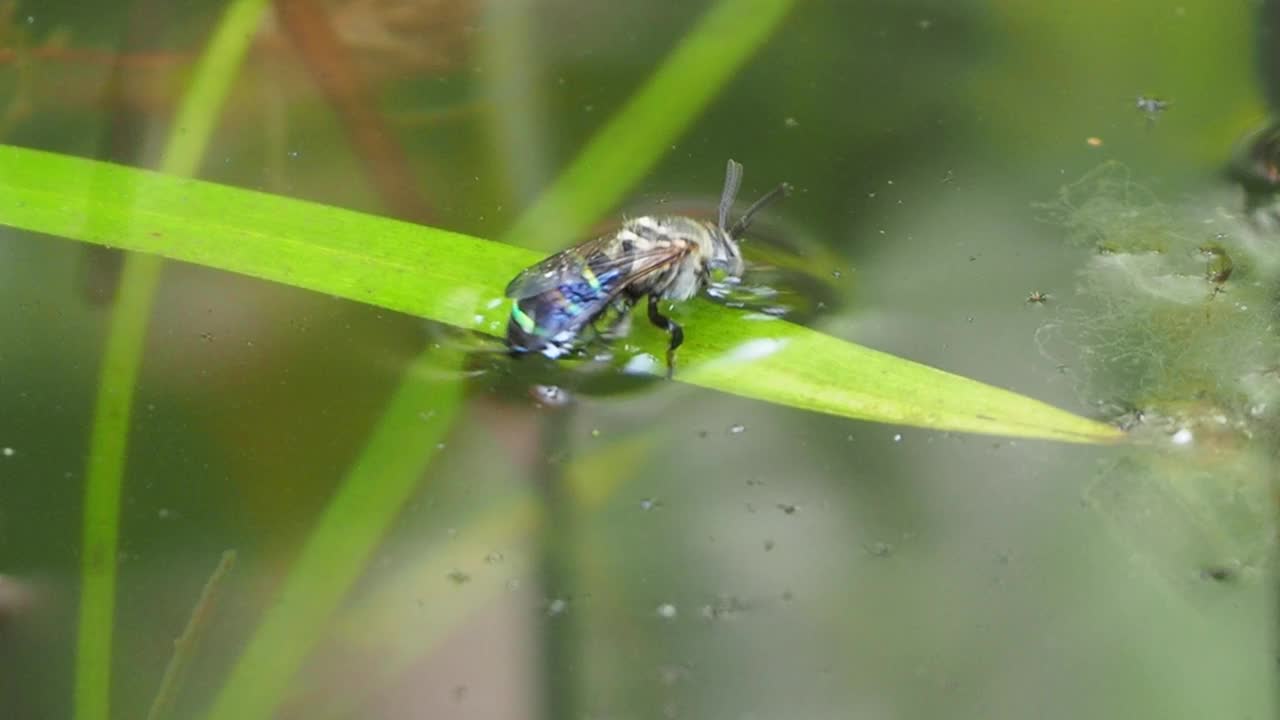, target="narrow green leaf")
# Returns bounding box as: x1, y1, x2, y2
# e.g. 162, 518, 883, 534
0, 143, 1121, 444
73, 2, 268, 719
